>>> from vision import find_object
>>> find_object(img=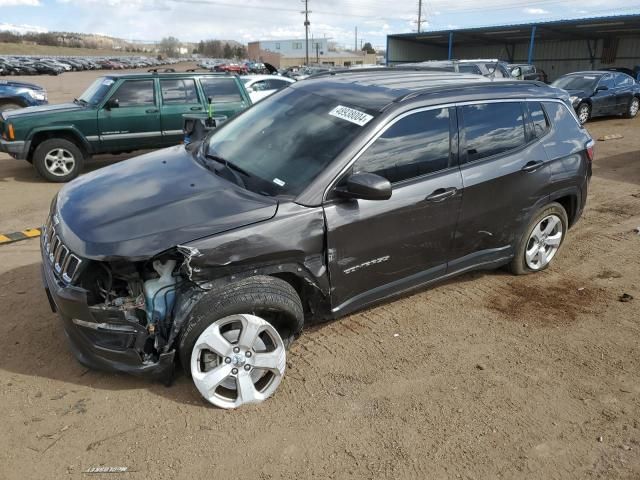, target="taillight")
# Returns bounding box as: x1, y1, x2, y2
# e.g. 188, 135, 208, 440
7, 123, 15, 140
586, 139, 595, 162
